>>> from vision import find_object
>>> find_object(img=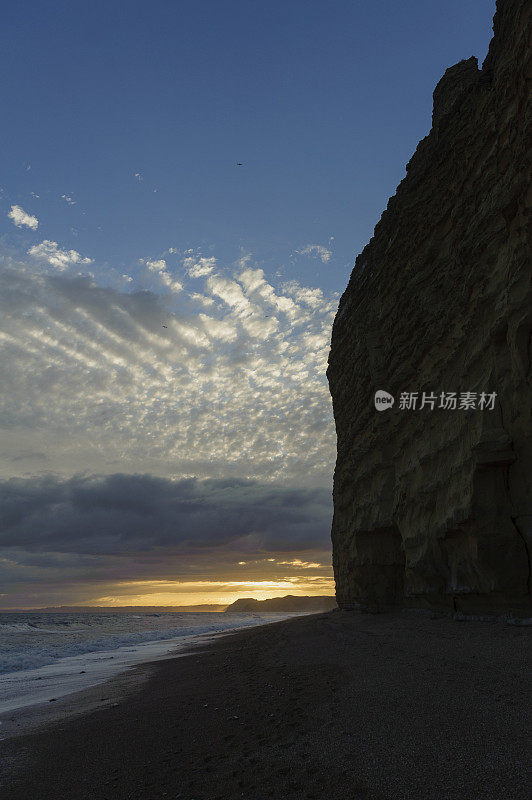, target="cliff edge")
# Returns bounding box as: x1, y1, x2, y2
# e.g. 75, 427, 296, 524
327, 0, 531, 615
